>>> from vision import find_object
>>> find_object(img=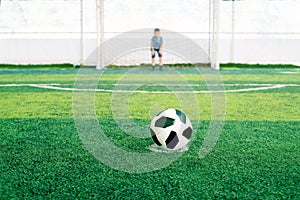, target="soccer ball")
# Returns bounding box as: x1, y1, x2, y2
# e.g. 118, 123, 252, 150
150, 109, 193, 151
